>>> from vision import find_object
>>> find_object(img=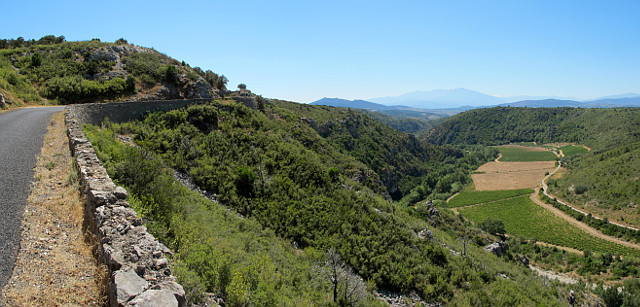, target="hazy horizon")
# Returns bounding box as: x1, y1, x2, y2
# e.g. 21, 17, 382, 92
3, 0, 639, 103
